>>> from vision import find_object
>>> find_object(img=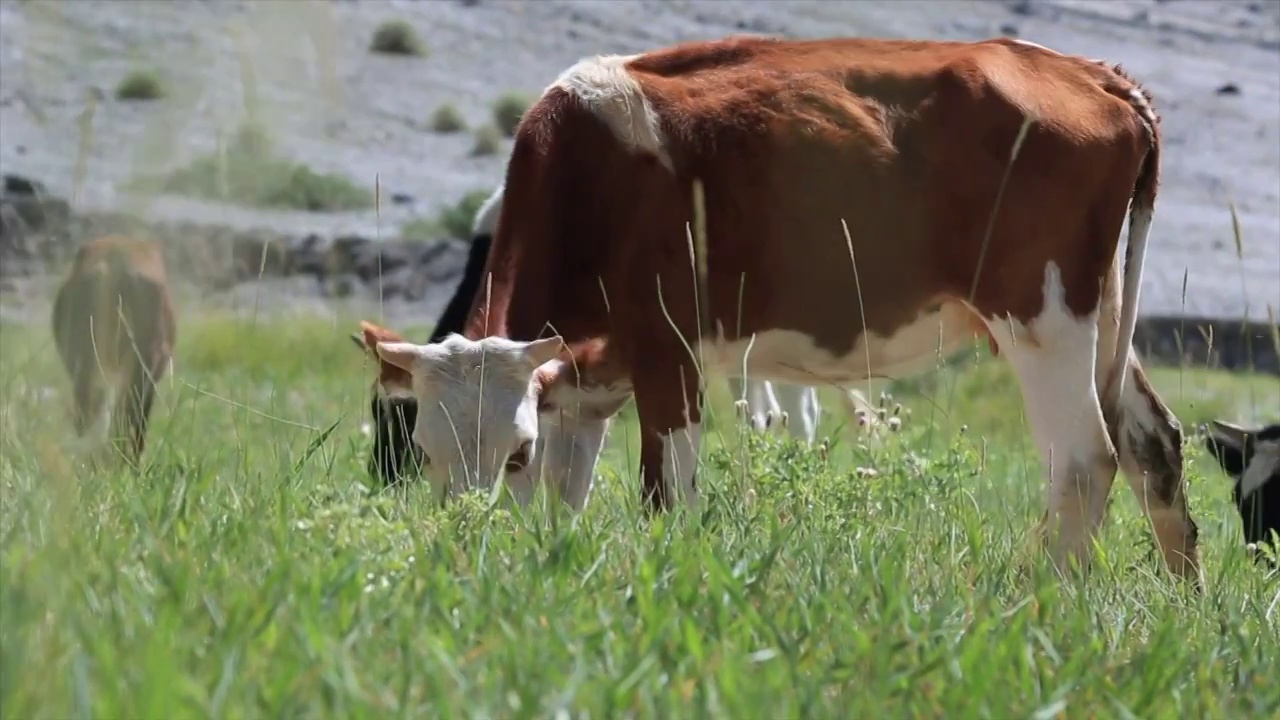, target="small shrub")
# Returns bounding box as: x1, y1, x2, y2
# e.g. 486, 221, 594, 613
115, 70, 165, 101
400, 190, 491, 242
134, 121, 374, 212
229, 121, 273, 157
437, 189, 493, 240
470, 125, 502, 157
491, 92, 533, 137
400, 217, 441, 242
370, 20, 426, 57
429, 104, 467, 134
